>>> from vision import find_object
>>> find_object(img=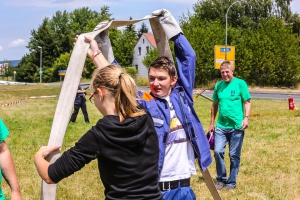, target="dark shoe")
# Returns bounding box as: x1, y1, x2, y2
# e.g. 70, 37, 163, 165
215, 182, 225, 190
221, 184, 235, 190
